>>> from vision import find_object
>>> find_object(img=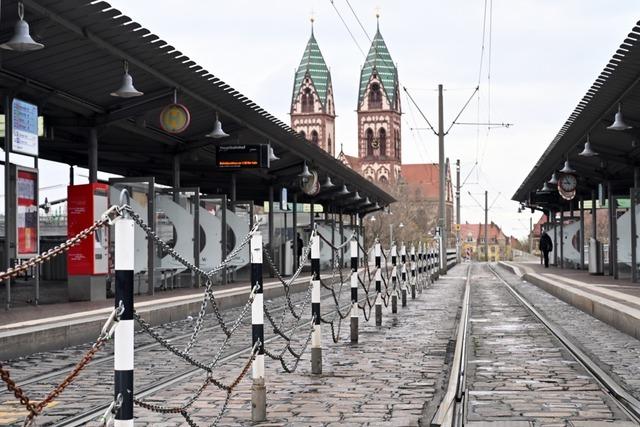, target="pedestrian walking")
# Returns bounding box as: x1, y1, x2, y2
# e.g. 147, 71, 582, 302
539, 232, 553, 268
